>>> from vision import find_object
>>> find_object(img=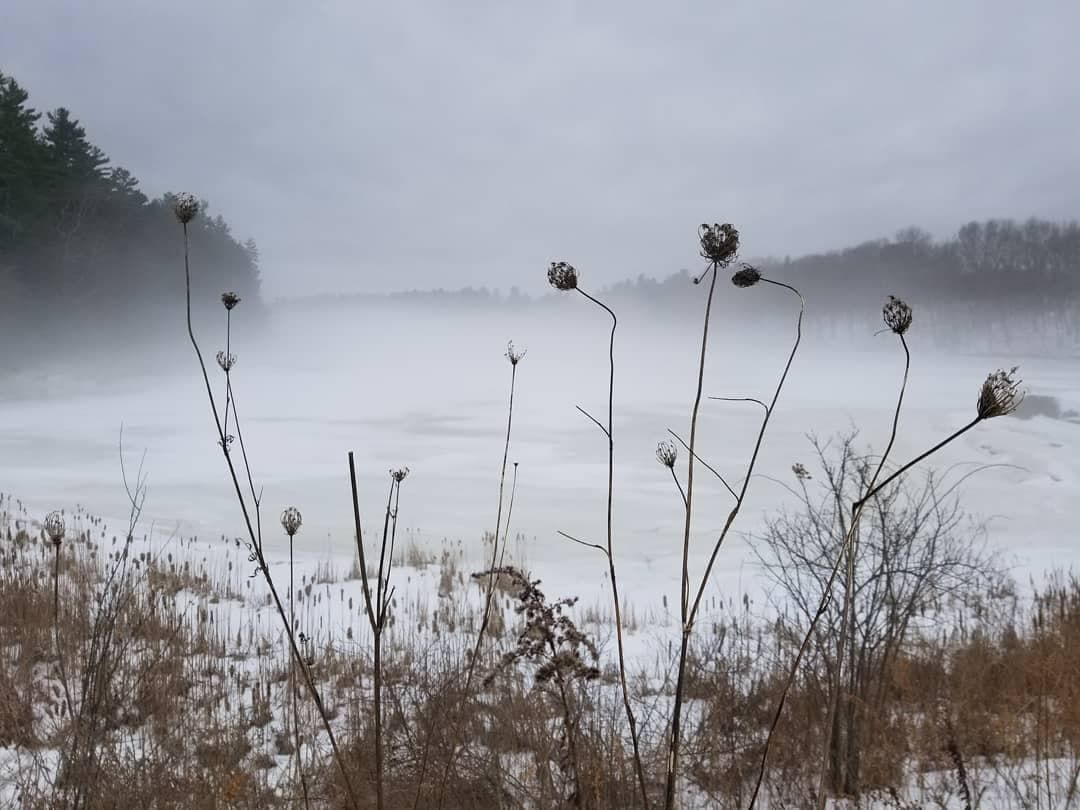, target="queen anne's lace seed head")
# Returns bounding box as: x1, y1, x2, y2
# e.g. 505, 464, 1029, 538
731, 263, 762, 288
216, 351, 237, 372
656, 441, 678, 469
977, 367, 1024, 419
698, 223, 740, 265
44, 511, 66, 546
221, 292, 241, 311
506, 341, 527, 366
173, 192, 199, 224
883, 295, 913, 336
280, 507, 303, 537
792, 462, 812, 481
547, 262, 578, 291
391, 467, 410, 483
